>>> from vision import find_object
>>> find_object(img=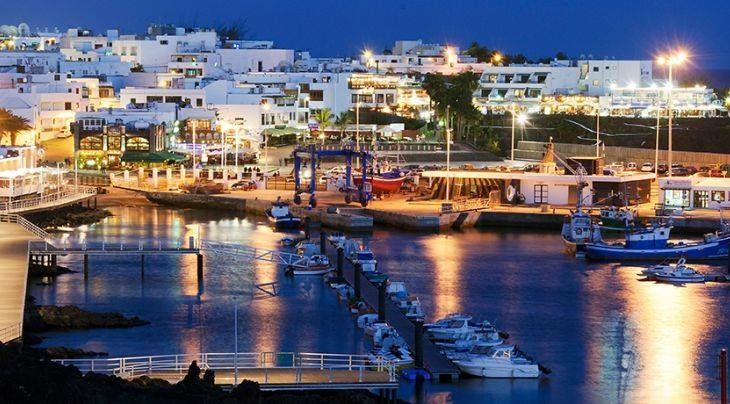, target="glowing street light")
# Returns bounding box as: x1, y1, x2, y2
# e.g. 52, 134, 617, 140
509, 105, 528, 161
444, 46, 458, 67
492, 52, 503, 65
656, 49, 689, 177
